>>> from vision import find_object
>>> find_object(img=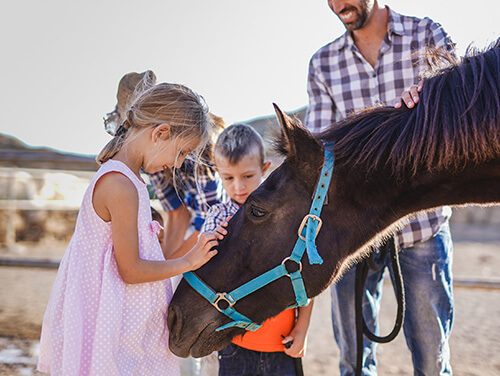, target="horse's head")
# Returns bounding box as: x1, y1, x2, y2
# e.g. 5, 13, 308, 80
168, 40, 500, 357
168, 105, 339, 357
